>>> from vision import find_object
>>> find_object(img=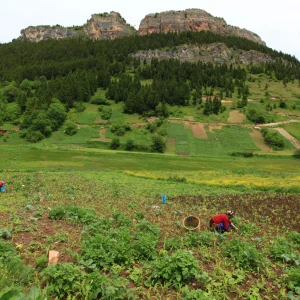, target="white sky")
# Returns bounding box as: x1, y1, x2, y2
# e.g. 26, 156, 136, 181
0, 0, 299, 60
